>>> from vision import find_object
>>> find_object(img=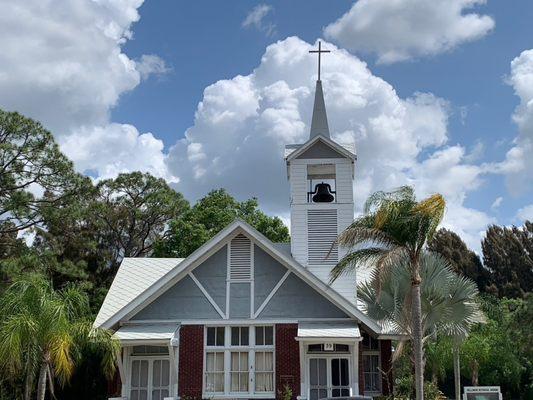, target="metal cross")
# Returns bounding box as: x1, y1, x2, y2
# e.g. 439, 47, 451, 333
309, 41, 330, 81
